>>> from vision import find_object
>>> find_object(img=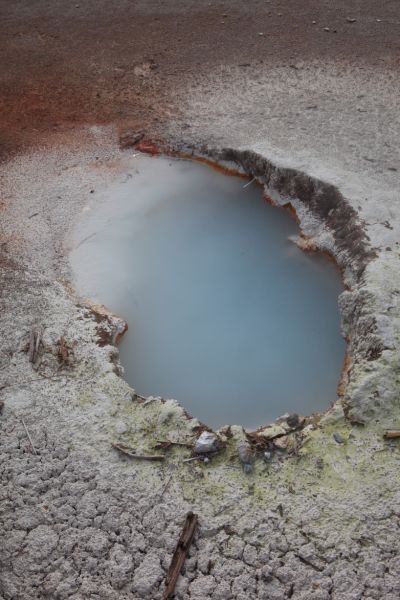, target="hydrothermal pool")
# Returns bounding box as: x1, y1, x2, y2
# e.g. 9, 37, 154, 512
70, 154, 345, 429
